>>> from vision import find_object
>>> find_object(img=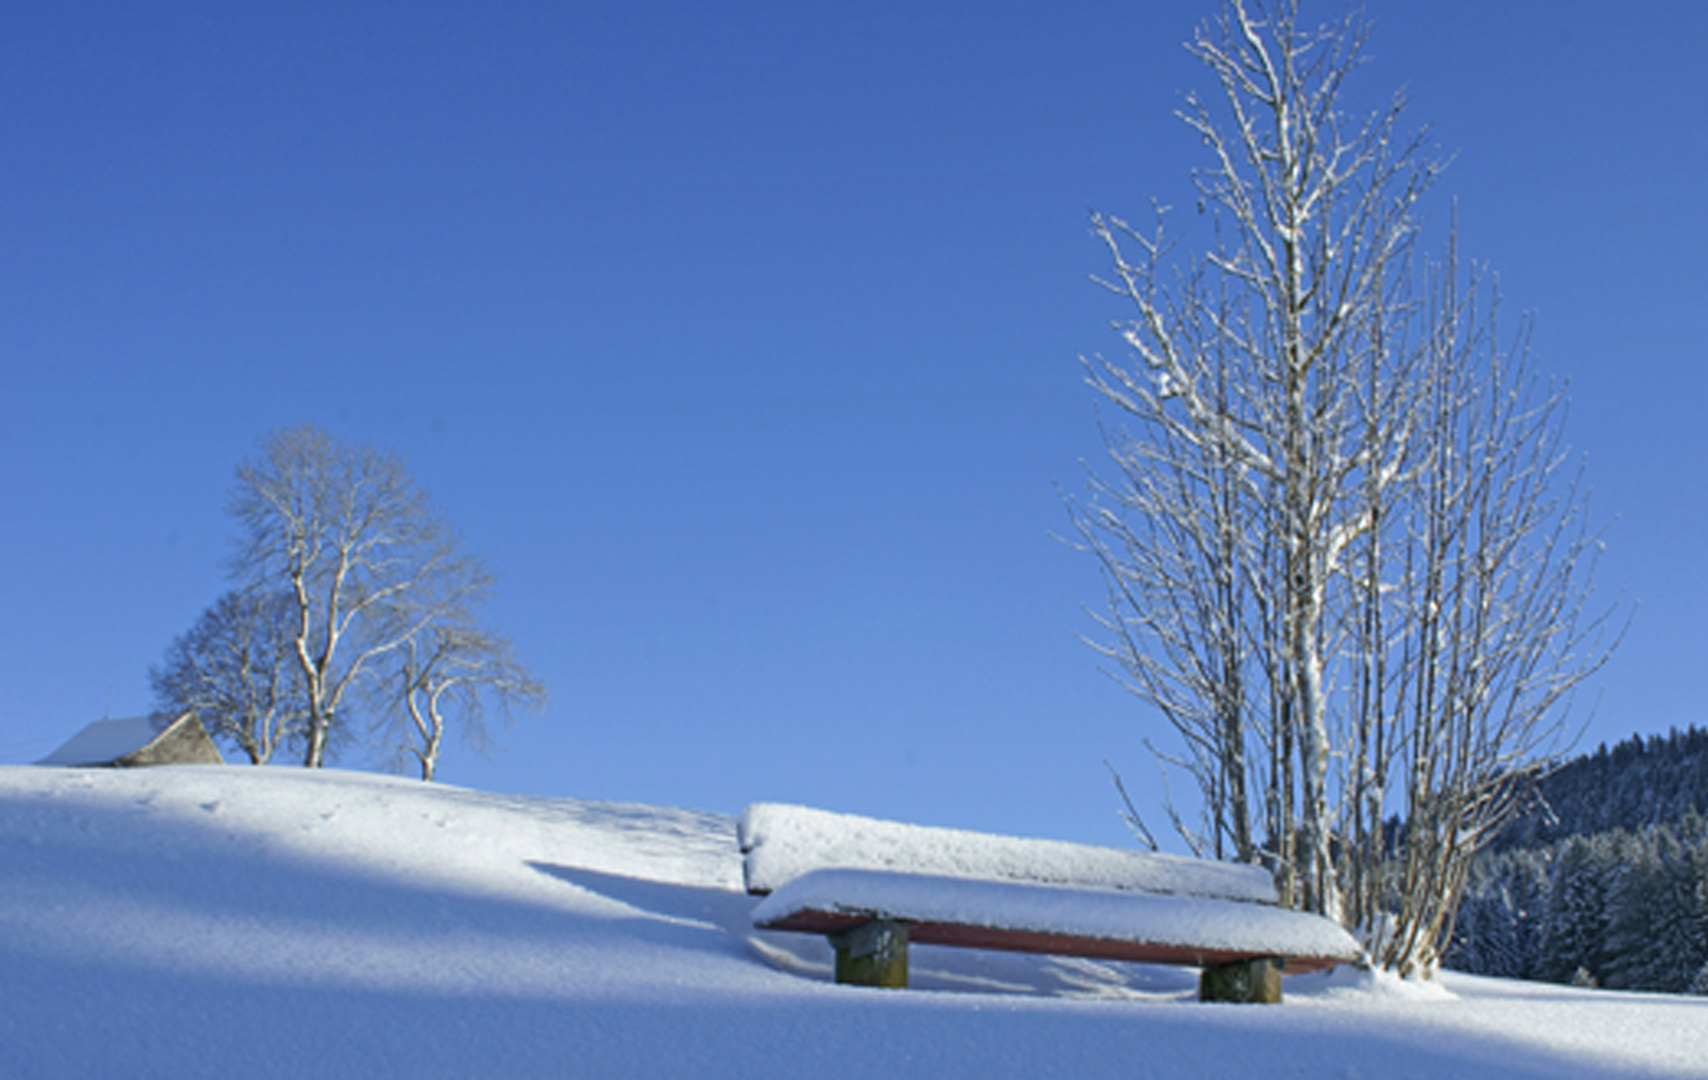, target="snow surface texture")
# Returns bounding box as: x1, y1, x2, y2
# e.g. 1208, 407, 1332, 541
739, 800, 1277, 902
753, 868, 1361, 962
3, 766, 1705, 1079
